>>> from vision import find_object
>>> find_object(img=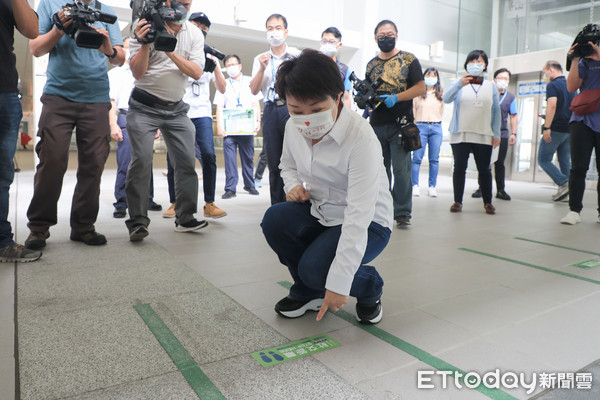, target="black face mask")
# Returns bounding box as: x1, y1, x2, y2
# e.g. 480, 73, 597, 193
377, 36, 396, 53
